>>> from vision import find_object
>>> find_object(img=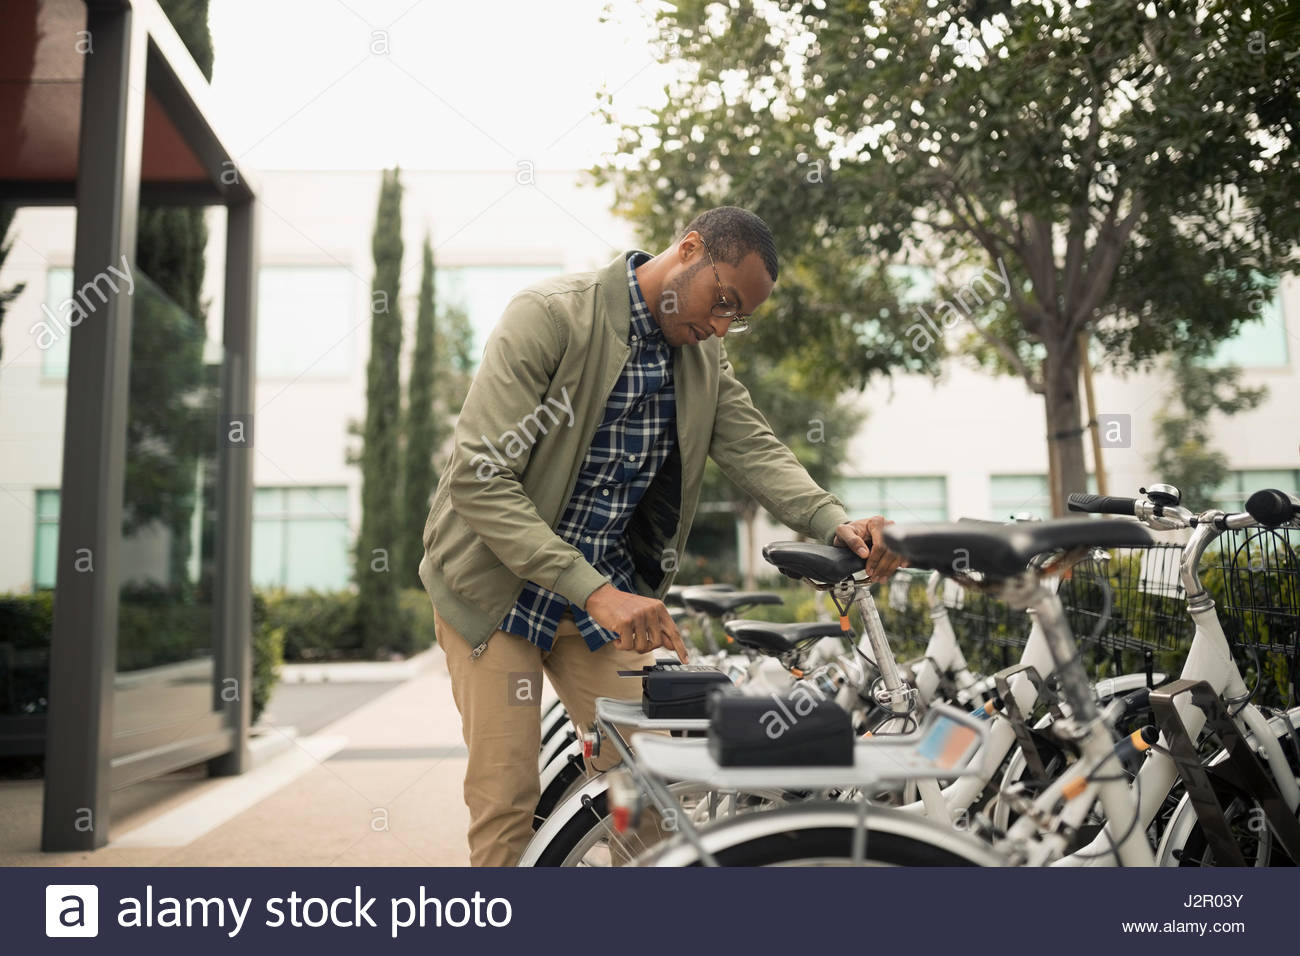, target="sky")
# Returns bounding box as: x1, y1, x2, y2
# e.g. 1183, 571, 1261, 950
206, 0, 674, 171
